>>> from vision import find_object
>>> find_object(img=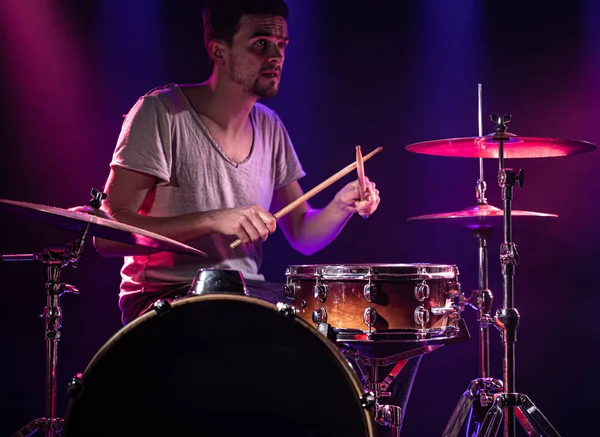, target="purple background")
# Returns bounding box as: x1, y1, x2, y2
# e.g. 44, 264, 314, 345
1, 1, 599, 435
